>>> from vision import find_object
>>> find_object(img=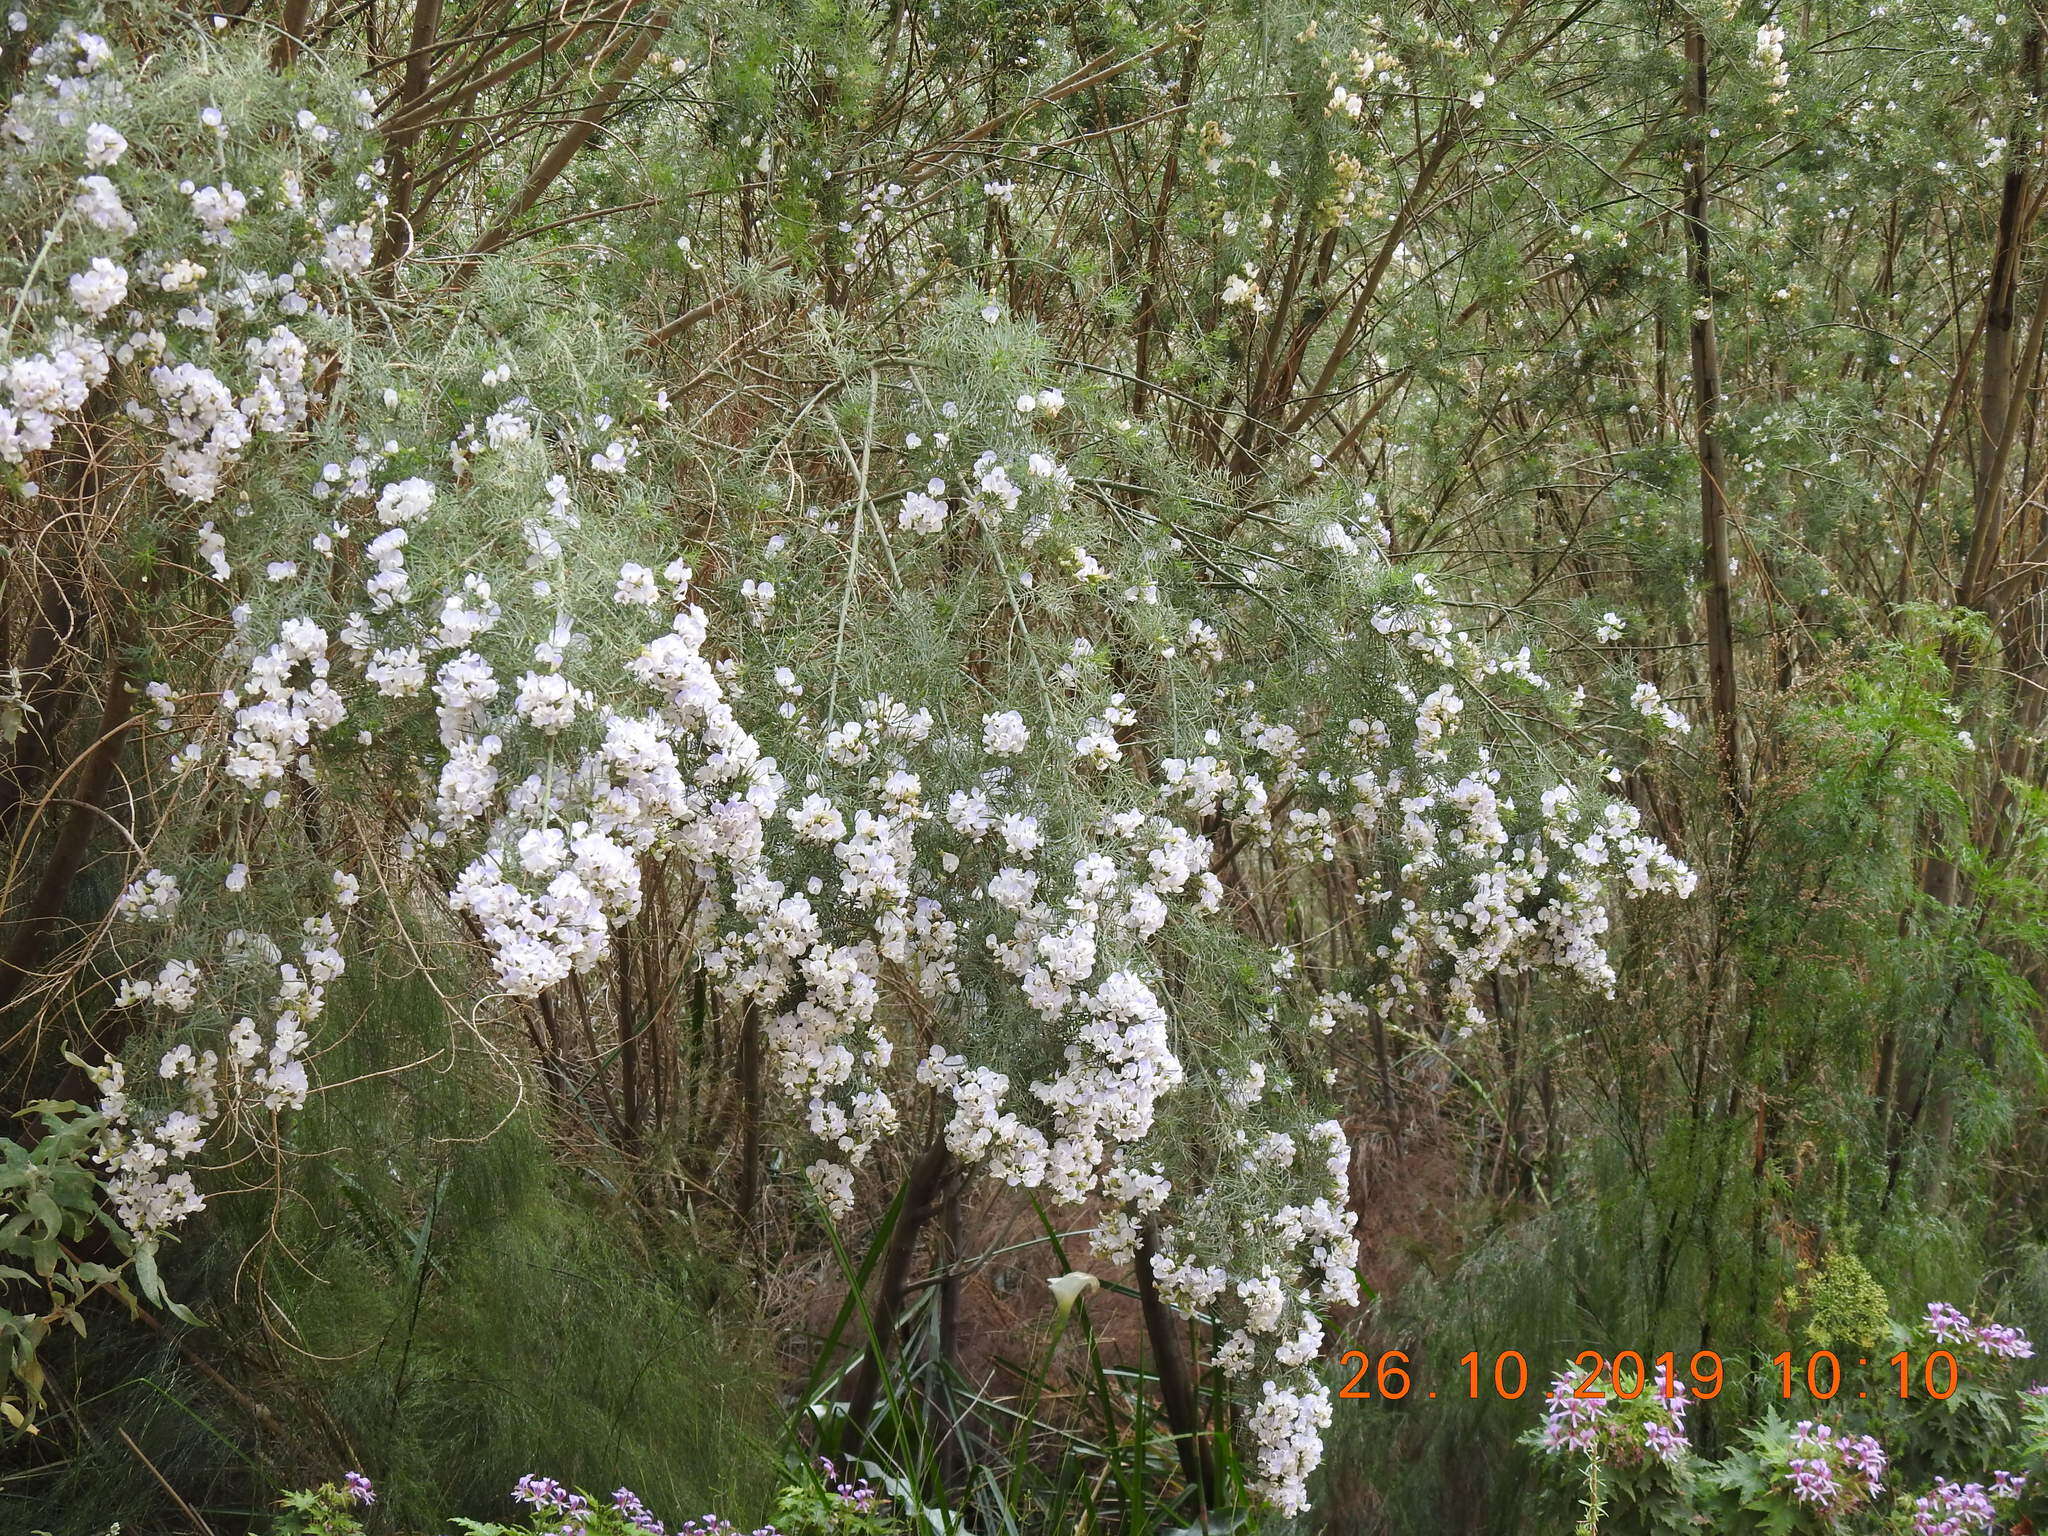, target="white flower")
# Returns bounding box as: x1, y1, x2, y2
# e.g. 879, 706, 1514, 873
514, 670, 579, 733
1073, 725, 1121, 768
998, 812, 1042, 857
366, 646, 428, 697
806, 1159, 856, 1216
114, 869, 182, 922
73, 174, 136, 234
790, 794, 848, 842
484, 410, 531, 448
376, 477, 437, 526
321, 219, 375, 275
614, 563, 661, 606
898, 490, 949, 533
157, 258, 208, 293
67, 257, 127, 318
1048, 1270, 1100, 1315
188, 182, 247, 230
981, 710, 1029, 755
1630, 681, 1692, 735
1221, 266, 1269, 313
149, 958, 201, 1013
946, 789, 994, 841
83, 122, 126, 167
